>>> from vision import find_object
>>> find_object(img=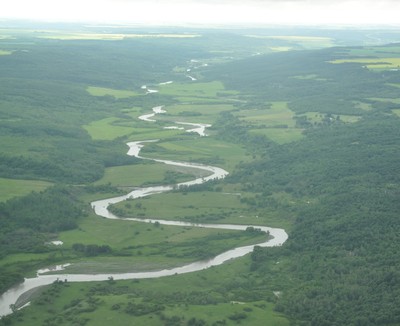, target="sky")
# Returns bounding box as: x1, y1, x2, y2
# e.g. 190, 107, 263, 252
1, 0, 400, 27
